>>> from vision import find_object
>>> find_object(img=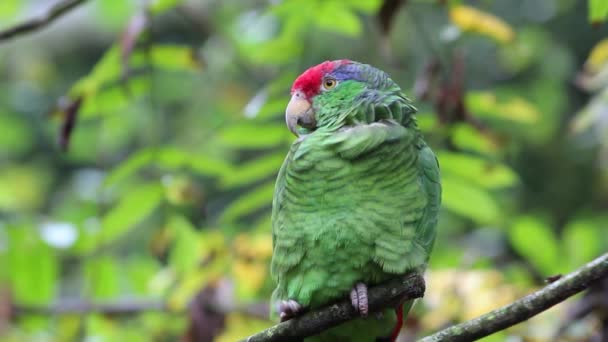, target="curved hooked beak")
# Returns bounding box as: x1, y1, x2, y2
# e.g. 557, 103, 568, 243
285, 92, 316, 136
